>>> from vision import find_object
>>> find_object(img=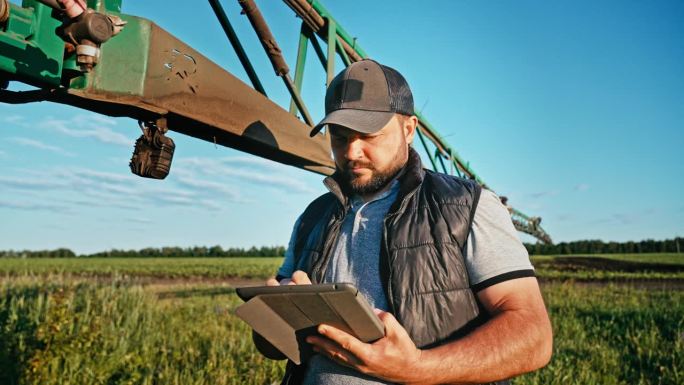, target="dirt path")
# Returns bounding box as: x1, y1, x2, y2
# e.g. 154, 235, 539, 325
539, 277, 684, 290
535, 256, 684, 273
4, 273, 682, 293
